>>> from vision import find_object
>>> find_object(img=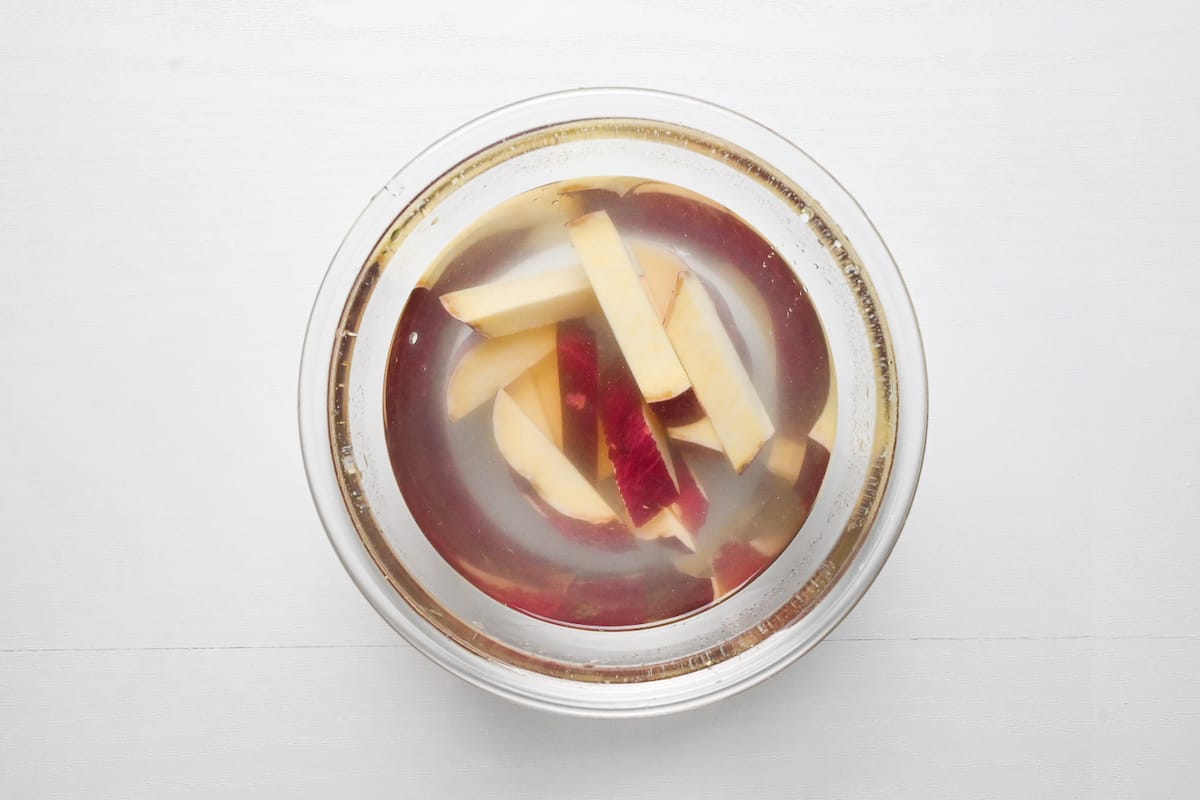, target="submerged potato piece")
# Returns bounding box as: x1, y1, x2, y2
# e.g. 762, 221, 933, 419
445, 326, 556, 421
599, 366, 680, 527
567, 211, 691, 404
634, 507, 698, 553
439, 266, 597, 337
668, 416, 723, 453
530, 354, 563, 448
557, 321, 600, 480
493, 389, 619, 527
631, 240, 688, 322
665, 272, 774, 472
710, 540, 774, 598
